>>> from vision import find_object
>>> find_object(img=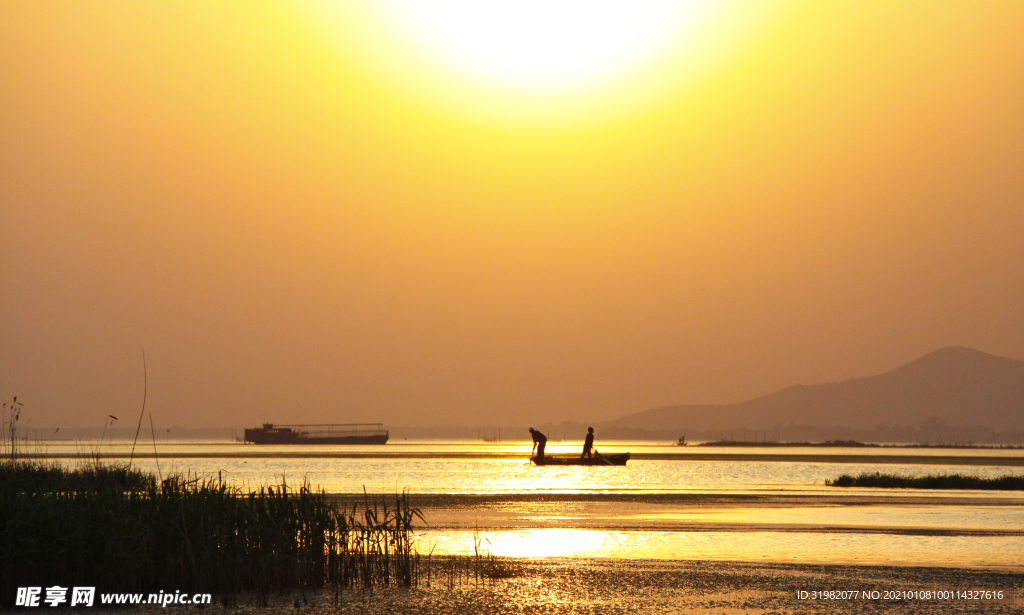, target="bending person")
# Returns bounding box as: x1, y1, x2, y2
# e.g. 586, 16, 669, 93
529, 427, 547, 460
